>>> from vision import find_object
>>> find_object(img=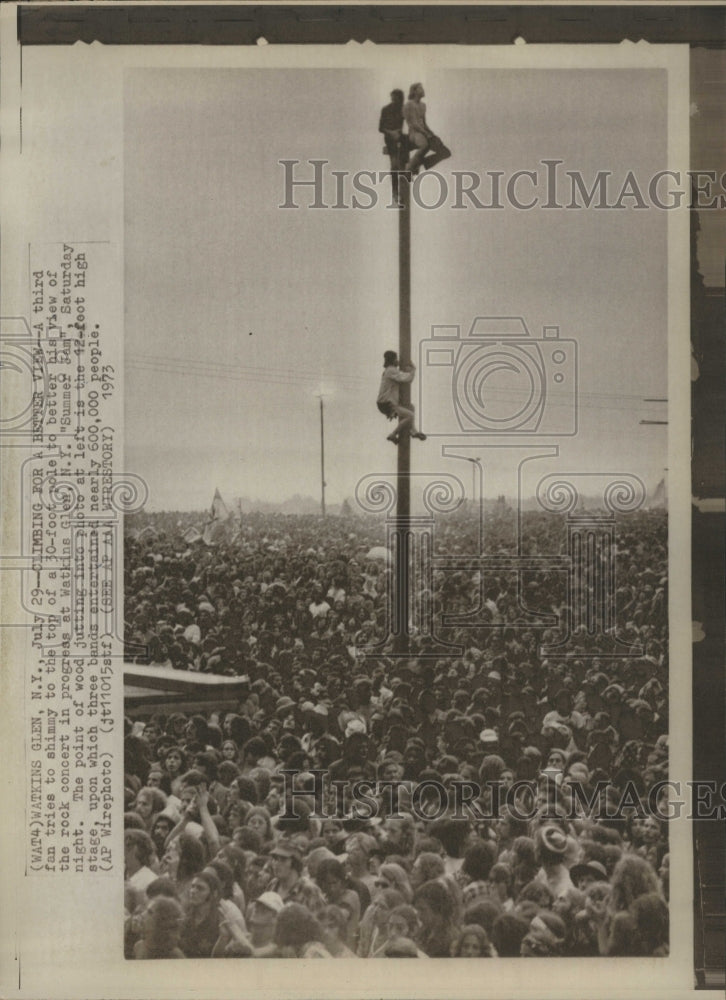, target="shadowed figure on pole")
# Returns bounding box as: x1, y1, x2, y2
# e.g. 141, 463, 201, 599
403, 83, 451, 173
377, 350, 426, 445
379, 89, 405, 203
